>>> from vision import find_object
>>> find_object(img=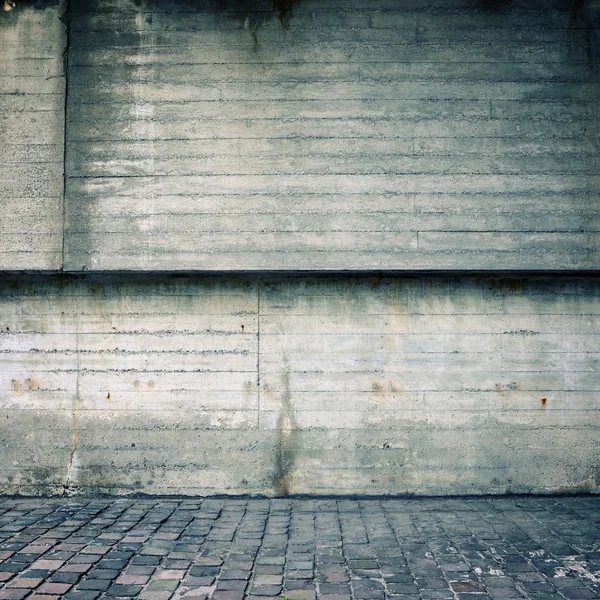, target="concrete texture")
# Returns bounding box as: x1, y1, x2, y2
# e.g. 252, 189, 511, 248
0, 1, 66, 271
1, 0, 599, 500
63, 0, 600, 271
0, 495, 599, 600
0, 274, 598, 497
